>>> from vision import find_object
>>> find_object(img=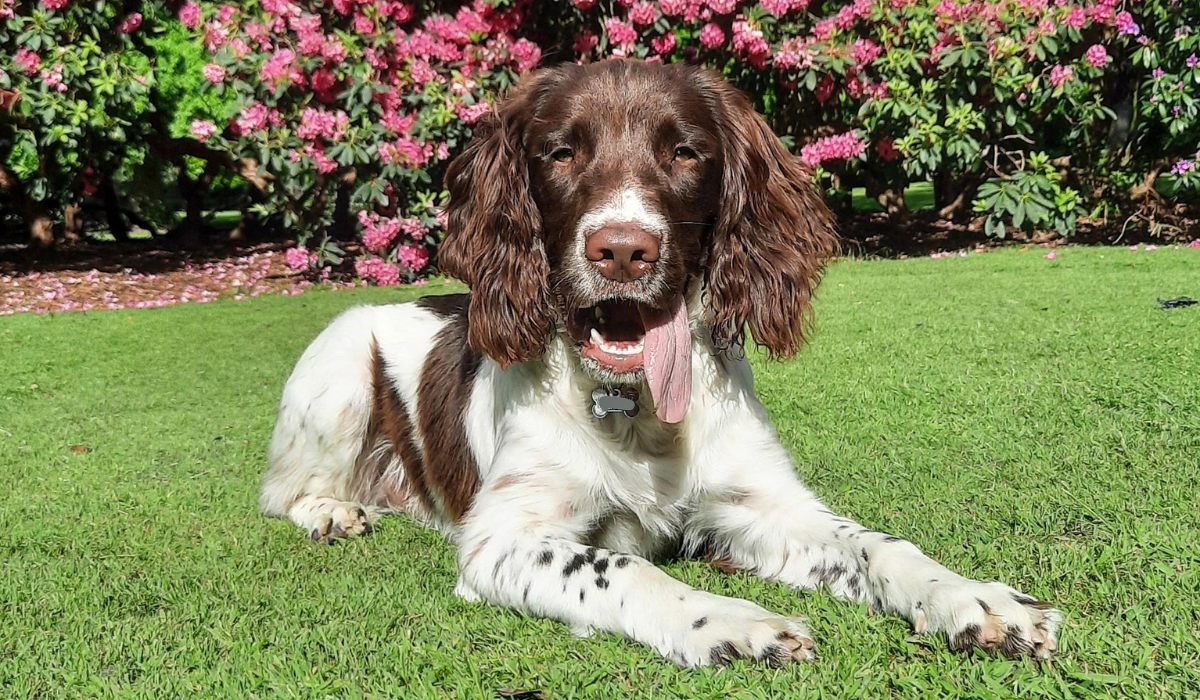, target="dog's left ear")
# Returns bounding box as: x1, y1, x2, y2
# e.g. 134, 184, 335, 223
698, 72, 840, 358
